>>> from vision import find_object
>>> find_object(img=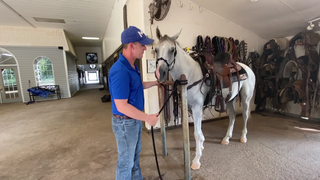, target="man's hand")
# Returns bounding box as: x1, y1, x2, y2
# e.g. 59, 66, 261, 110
147, 113, 159, 126
160, 80, 174, 86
